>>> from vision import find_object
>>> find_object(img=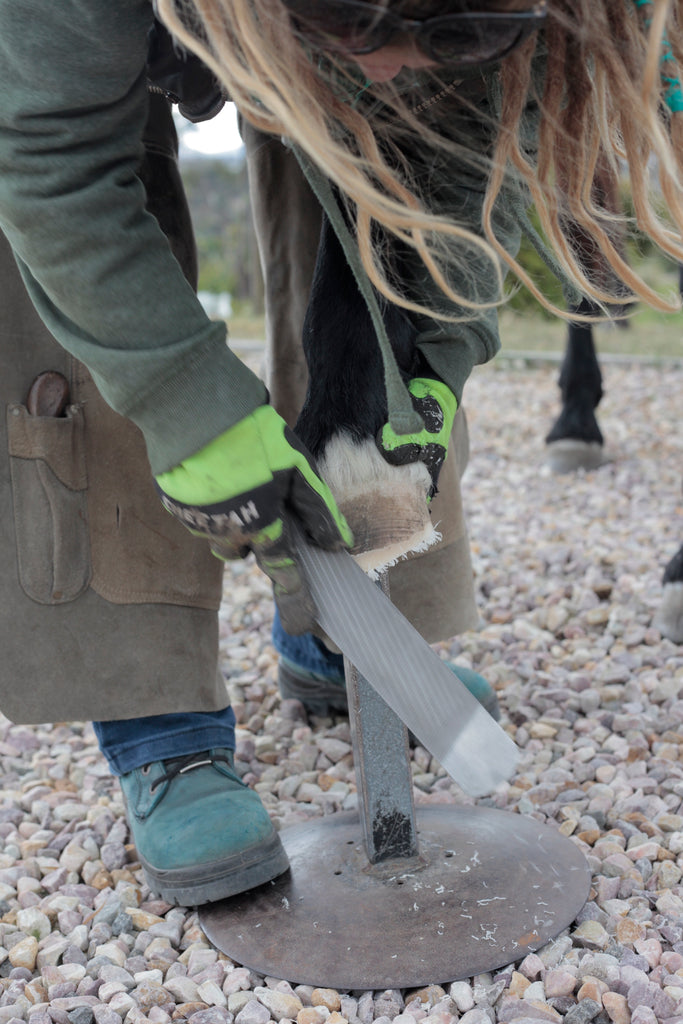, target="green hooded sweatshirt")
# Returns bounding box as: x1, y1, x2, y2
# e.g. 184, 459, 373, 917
0, 0, 534, 474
